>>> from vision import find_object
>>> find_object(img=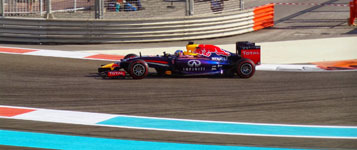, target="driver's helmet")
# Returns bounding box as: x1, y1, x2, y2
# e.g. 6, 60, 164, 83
174, 50, 184, 57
